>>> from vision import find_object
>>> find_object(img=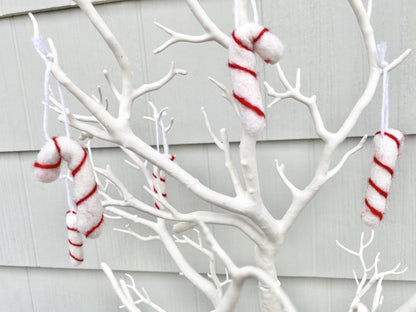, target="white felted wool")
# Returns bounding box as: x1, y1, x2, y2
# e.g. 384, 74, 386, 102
362, 129, 405, 226
66, 211, 84, 265
229, 23, 283, 137
34, 136, 104, 238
